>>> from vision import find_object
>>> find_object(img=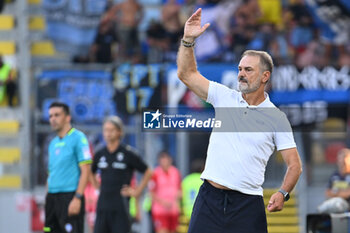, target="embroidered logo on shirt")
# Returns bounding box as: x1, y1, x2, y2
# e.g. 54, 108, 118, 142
112, 162, 126, 169
117, 152, 124, 161
98, 156, 108, 169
